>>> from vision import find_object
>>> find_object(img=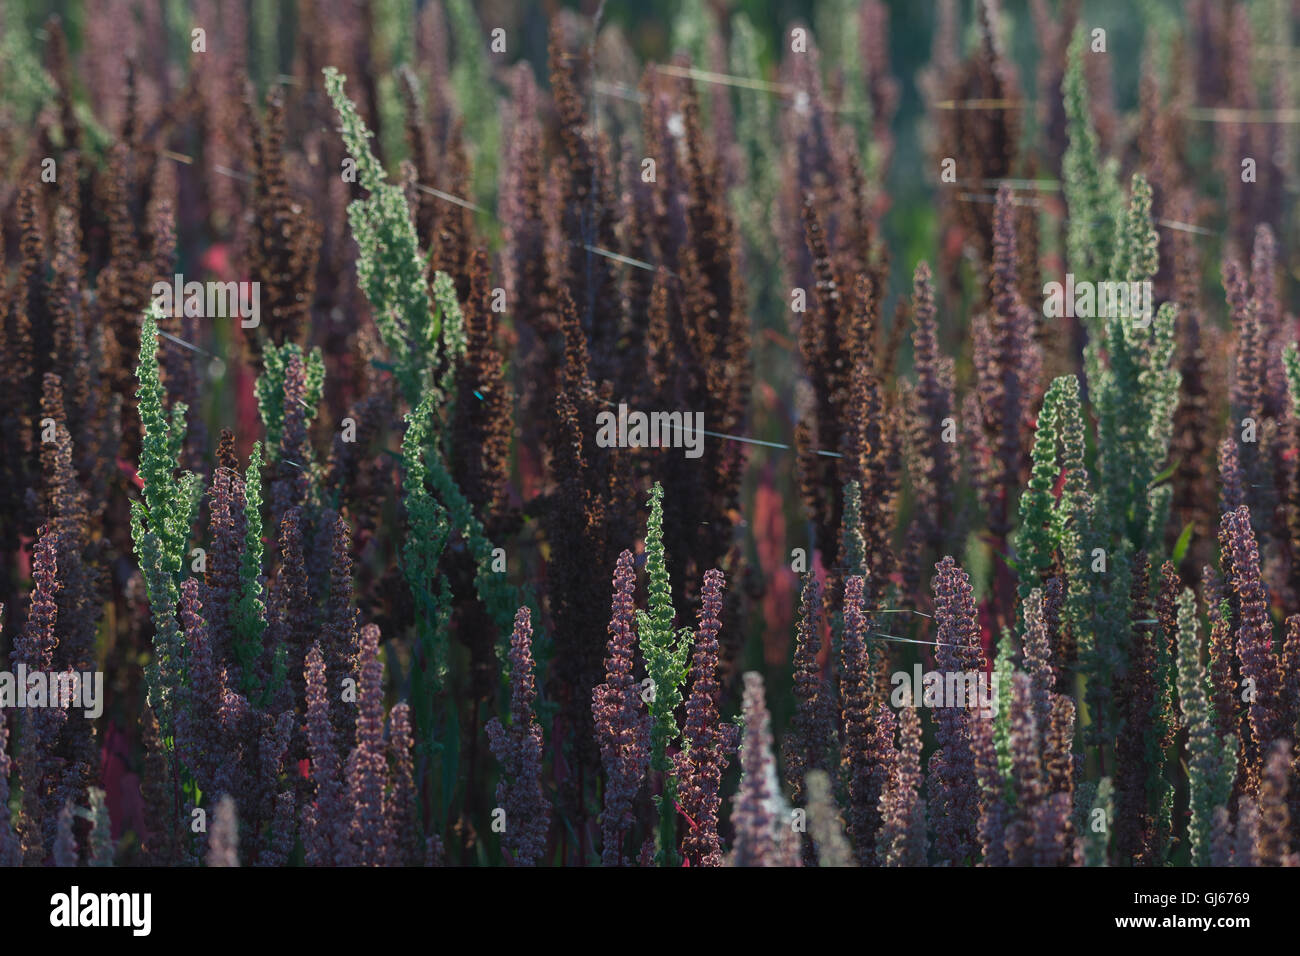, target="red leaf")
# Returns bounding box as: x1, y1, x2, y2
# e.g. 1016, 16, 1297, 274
118, 458, 144, 490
